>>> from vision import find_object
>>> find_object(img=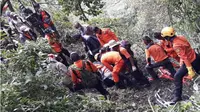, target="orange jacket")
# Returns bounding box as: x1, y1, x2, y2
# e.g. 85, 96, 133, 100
159, 40, 179, 60
101, 51, 124, 82
41, 10, 53, 29
119, 47, 131, 59
145, 44, 168, 63
70, 60, 98, 84
172, 35, 196, 67
45, 34, 61, 53
96, 28, 119, 47
101, 51, 123, 71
